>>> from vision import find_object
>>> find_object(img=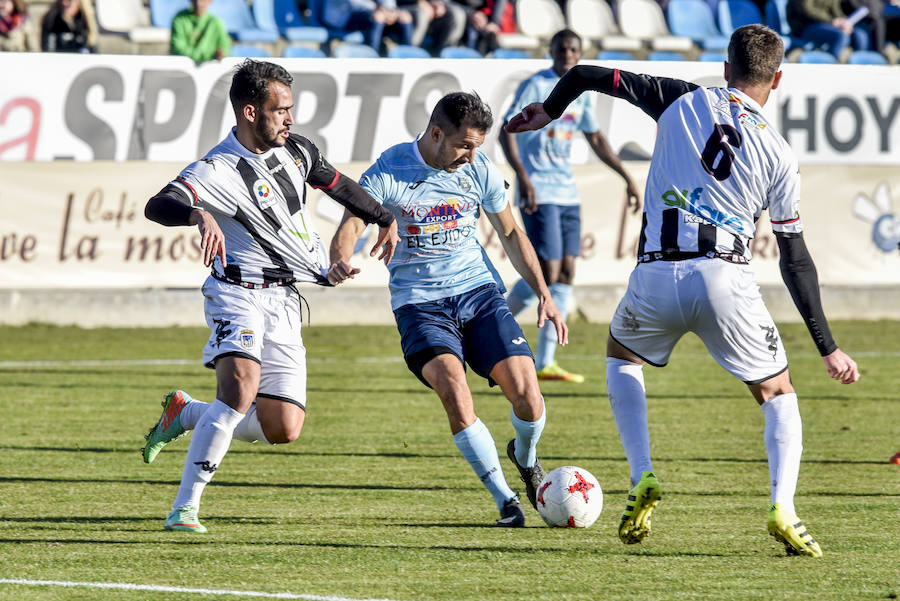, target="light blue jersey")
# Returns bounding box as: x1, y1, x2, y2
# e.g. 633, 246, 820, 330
360, 140, 509, 310
504, 68, 599, 206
